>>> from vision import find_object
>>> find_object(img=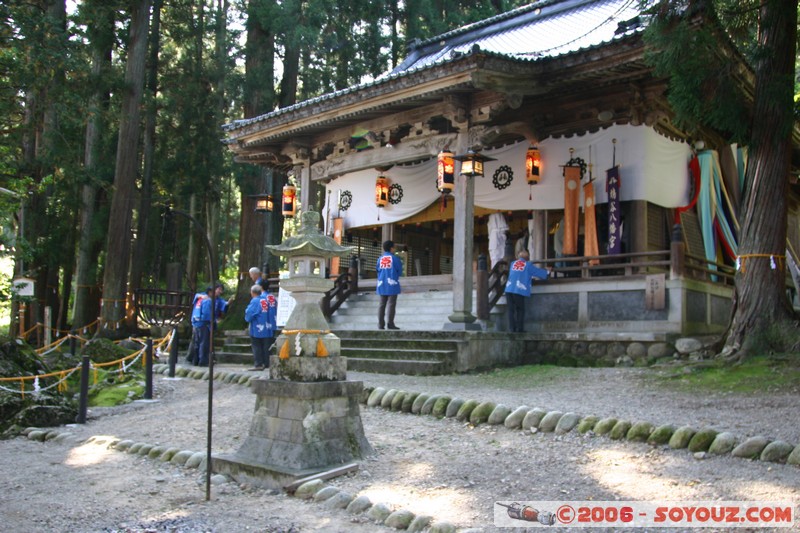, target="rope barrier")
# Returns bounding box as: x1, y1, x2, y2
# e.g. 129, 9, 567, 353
0, 330, 174, 396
